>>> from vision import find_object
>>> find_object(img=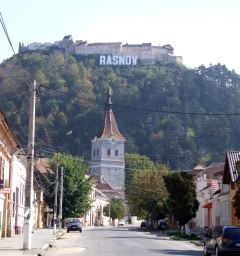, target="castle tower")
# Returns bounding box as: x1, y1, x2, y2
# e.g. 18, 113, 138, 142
90, 89, 125, 193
